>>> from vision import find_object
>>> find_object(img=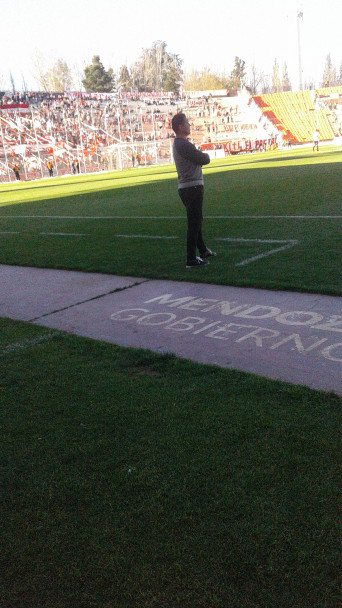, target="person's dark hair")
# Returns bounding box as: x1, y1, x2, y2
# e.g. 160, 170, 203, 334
171, 112, 186, 134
